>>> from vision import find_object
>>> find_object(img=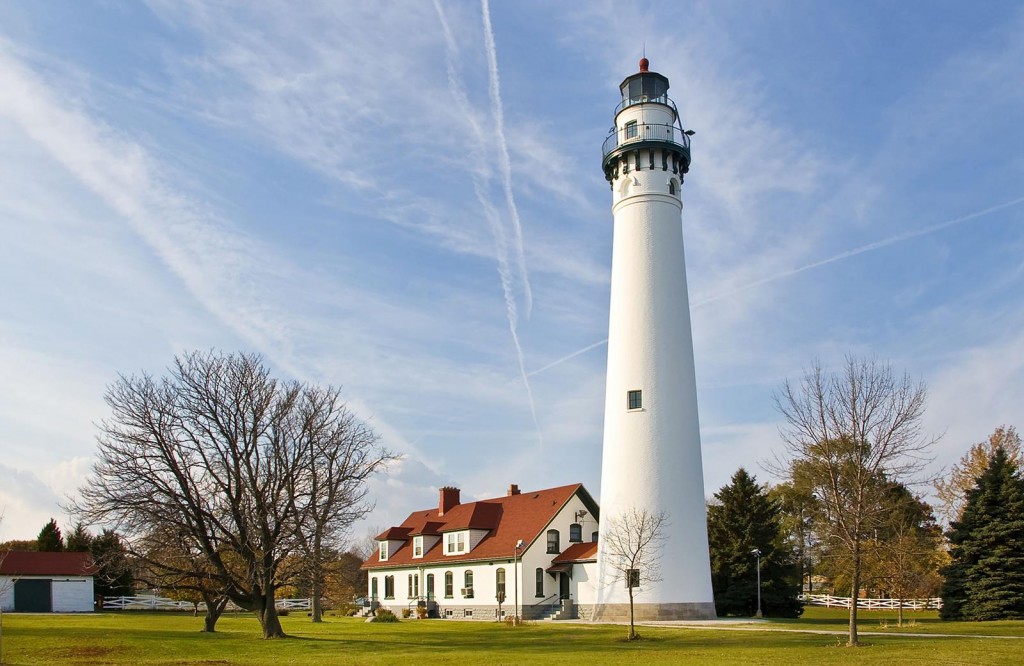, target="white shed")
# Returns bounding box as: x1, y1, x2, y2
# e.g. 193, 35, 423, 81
0, 551, 96, 613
